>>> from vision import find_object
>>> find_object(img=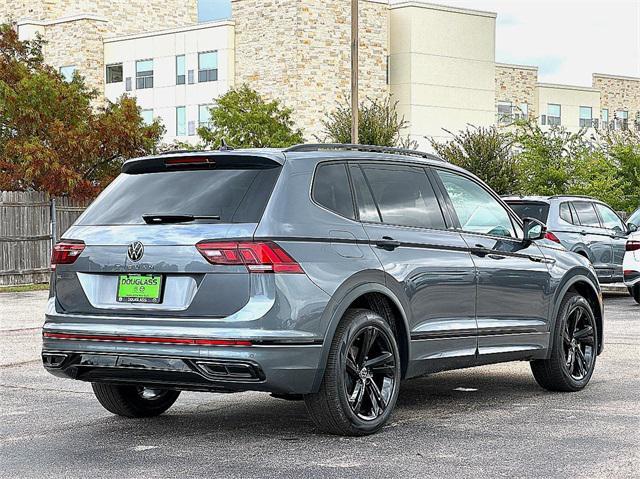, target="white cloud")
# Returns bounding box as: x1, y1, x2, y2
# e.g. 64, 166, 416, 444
445, 0, 640, 85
